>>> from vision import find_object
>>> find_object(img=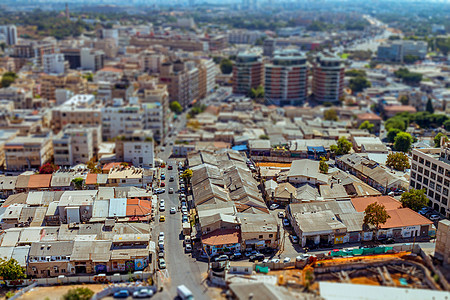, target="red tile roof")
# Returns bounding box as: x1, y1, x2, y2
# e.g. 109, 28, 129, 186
85, 173, 97, 185
382, 207, 432, 229
27, 174, 52, 189
202, 229, 240, 246
126, 198, 152, 217
102, 162, 124, 172
351, 196, 402, 212
357, 113, 382, 121
384, 105, 416, 113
